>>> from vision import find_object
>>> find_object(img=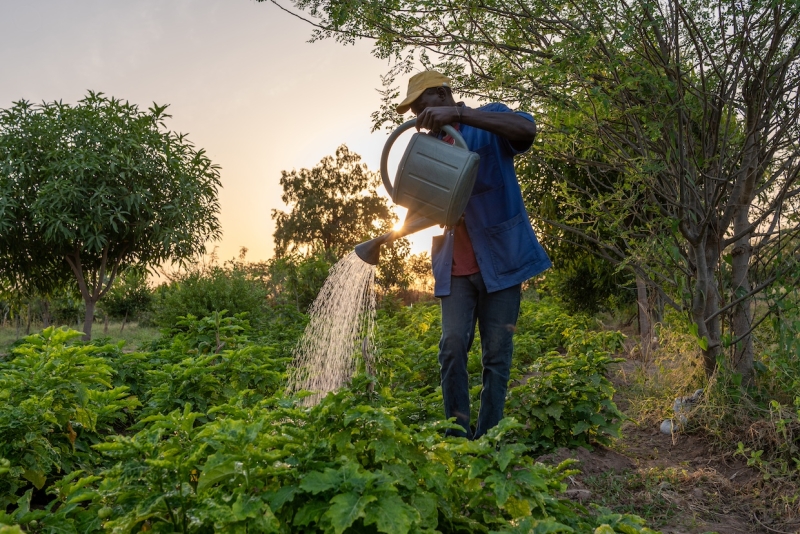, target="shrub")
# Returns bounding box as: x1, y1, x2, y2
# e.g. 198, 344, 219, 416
264, 252, 334, 312
543, 255, 635, 315
150, 266, 268, 328
0, 328, 137, 506
0, 289, 655, 534
100, 268, 152, 325
49, 389, 653, 534
506, 350, 625, 453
